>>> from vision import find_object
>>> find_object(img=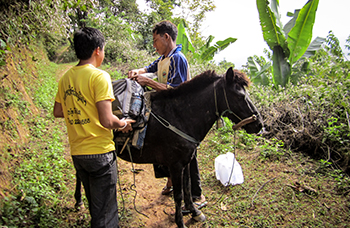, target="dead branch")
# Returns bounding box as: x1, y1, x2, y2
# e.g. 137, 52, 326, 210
286, 182, 317, 195
251, 177, 276, 208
